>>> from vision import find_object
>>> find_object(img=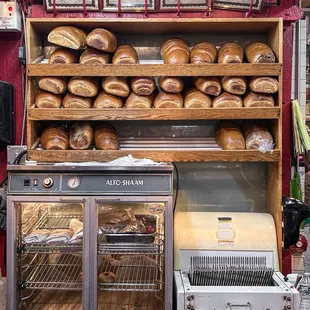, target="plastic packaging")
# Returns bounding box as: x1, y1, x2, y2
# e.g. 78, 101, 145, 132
299, 273, 310, 309
0, 268, 6, 310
